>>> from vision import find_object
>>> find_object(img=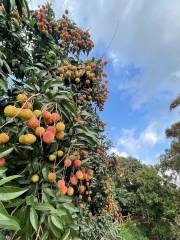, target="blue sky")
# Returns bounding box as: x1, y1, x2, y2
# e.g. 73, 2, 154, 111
30, 0, 180, 164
